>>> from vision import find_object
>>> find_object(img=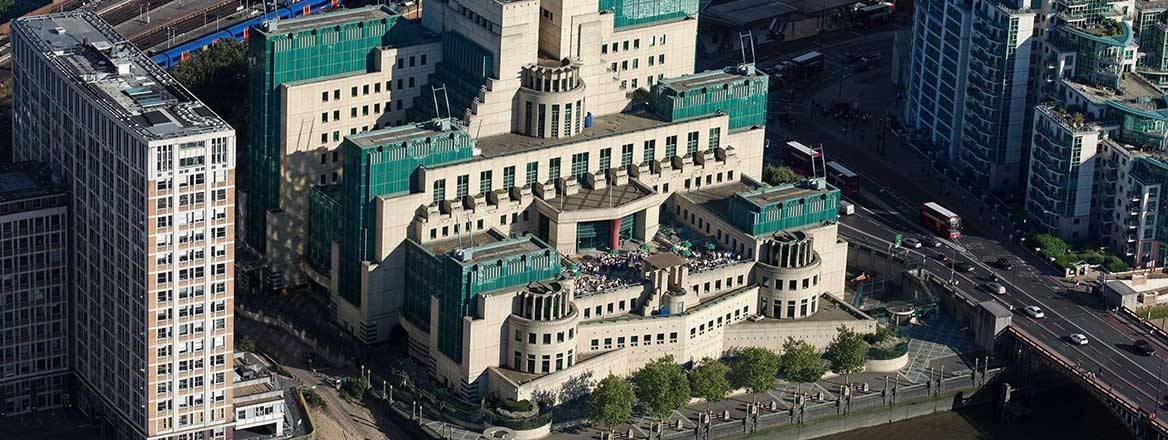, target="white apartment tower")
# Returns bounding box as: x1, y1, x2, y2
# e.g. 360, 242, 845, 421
10, 11, 236, 440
